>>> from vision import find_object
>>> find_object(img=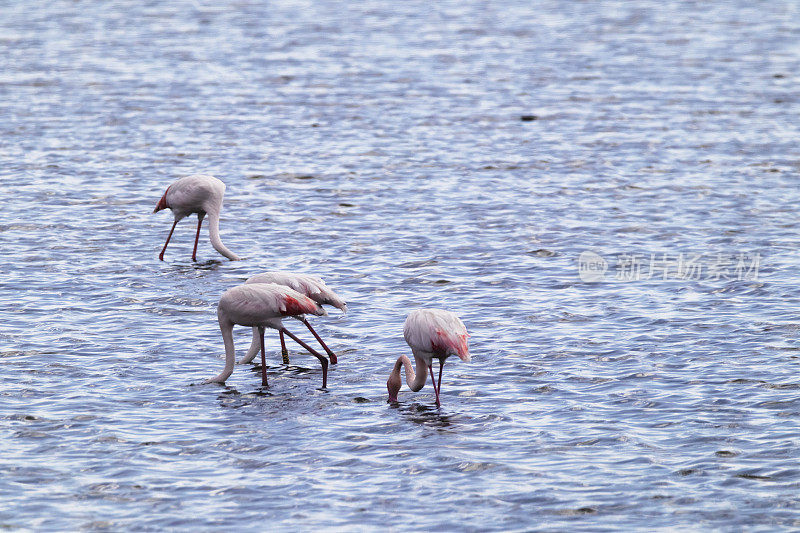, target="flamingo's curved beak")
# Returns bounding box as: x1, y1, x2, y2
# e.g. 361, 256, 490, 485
387, 372, 401, 403
153, 189, 170, 213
